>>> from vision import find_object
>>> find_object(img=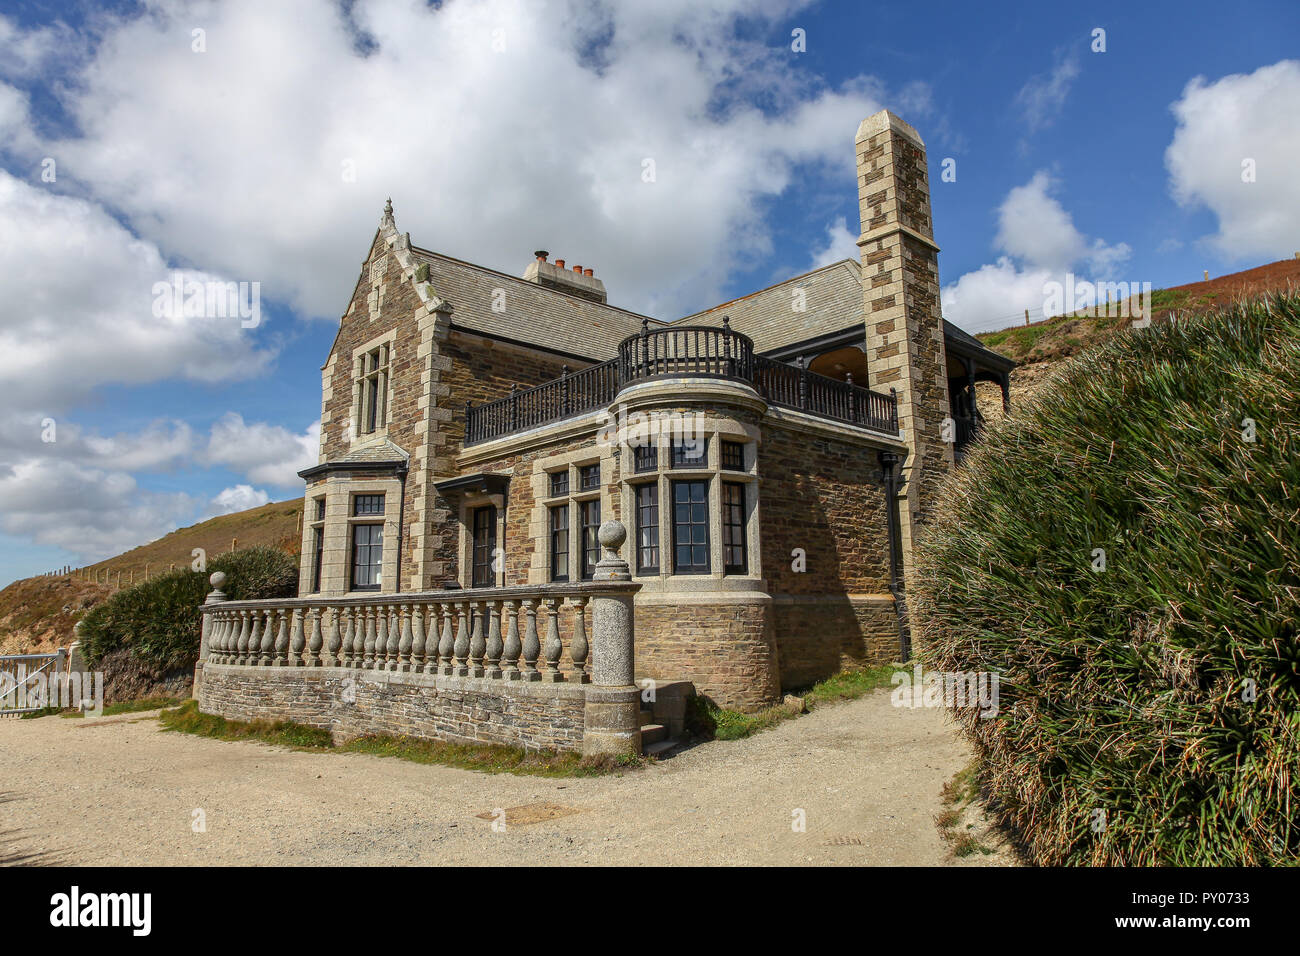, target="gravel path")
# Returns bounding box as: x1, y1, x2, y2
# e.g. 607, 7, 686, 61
1, 690, 1014, 866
